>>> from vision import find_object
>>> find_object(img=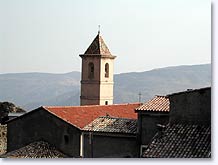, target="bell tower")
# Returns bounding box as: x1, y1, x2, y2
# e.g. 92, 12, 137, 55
79, 32, 116, 106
